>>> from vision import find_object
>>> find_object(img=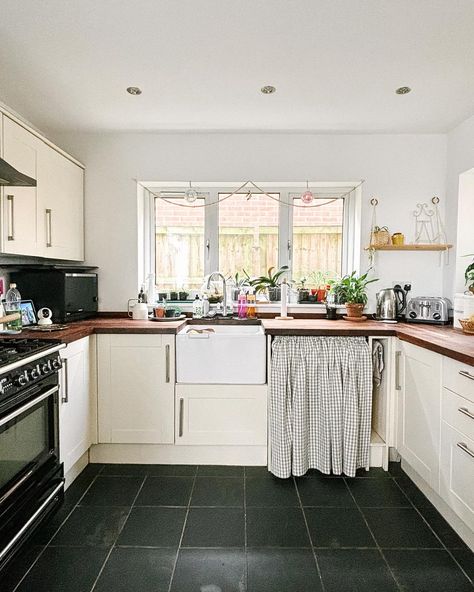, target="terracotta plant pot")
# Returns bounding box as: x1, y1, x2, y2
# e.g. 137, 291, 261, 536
345, 302, 365, 318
